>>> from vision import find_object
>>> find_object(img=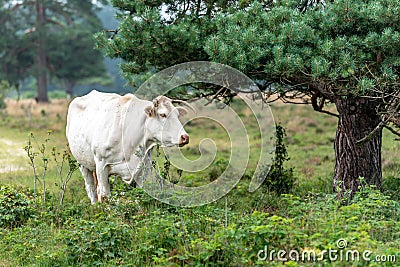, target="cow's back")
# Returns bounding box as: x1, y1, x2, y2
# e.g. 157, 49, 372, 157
66, 90, 132, 170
